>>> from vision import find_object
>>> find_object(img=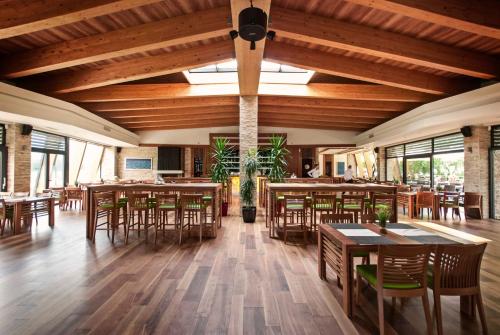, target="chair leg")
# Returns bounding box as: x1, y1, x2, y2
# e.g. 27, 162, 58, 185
434, 292, 443, 335
422, 291, 433, 335
356, 272, 362, 305
476, 292, 488, 335
377, 290, 385, 335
